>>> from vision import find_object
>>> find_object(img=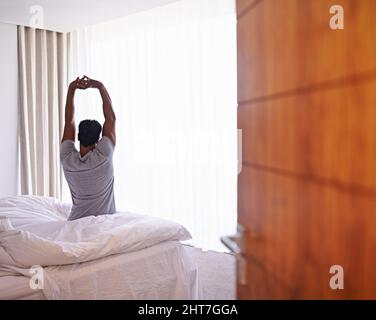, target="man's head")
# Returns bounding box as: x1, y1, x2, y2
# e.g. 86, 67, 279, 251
78, 120, 102, 147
